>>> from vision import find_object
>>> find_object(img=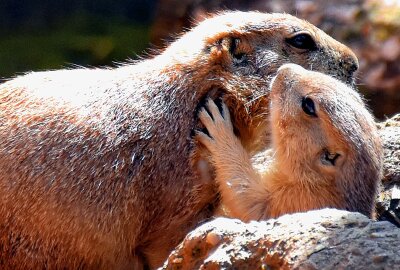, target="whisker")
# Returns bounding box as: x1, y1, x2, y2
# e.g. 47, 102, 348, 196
245, 93, 269, 106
